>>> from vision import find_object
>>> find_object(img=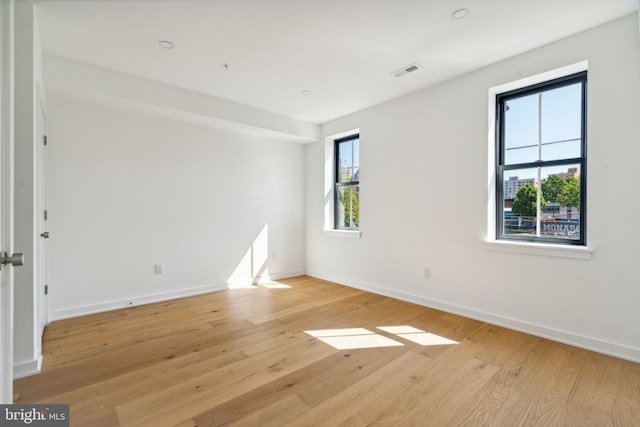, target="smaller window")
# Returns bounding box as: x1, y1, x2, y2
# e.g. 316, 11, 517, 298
335, 135, 360, 230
